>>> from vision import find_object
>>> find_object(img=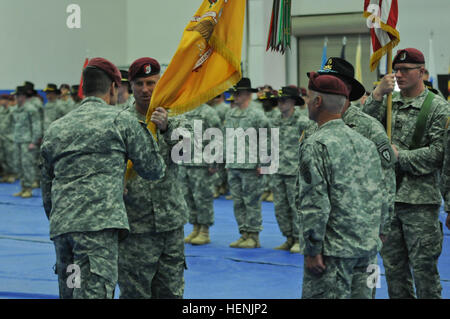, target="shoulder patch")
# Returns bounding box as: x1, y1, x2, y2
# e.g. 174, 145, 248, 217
376, 140, 393, 167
